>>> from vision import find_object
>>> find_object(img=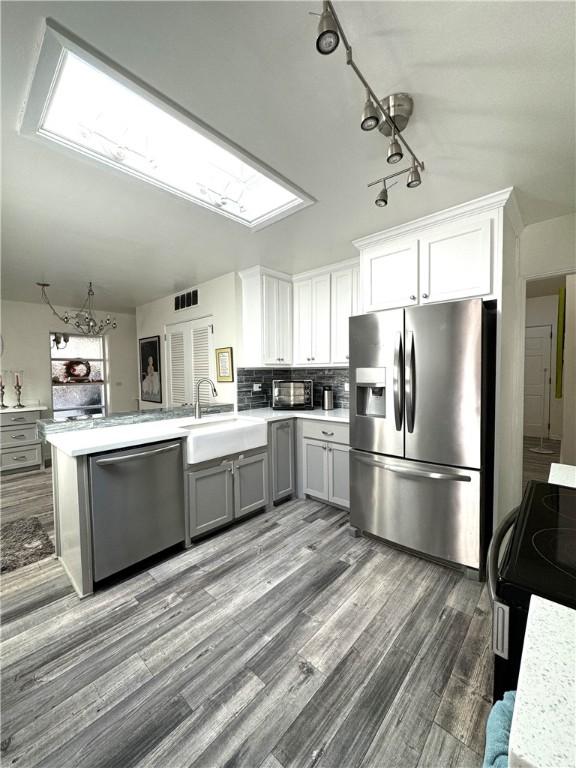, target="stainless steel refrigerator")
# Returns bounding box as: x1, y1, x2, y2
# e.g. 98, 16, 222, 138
349, 298, 496, 574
